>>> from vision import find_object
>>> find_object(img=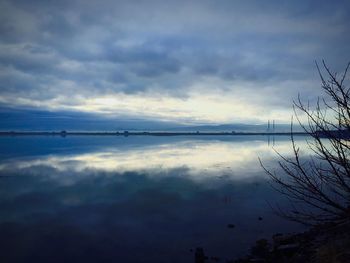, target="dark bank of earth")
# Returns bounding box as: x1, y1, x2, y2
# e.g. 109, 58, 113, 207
194, 221, 350, 263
